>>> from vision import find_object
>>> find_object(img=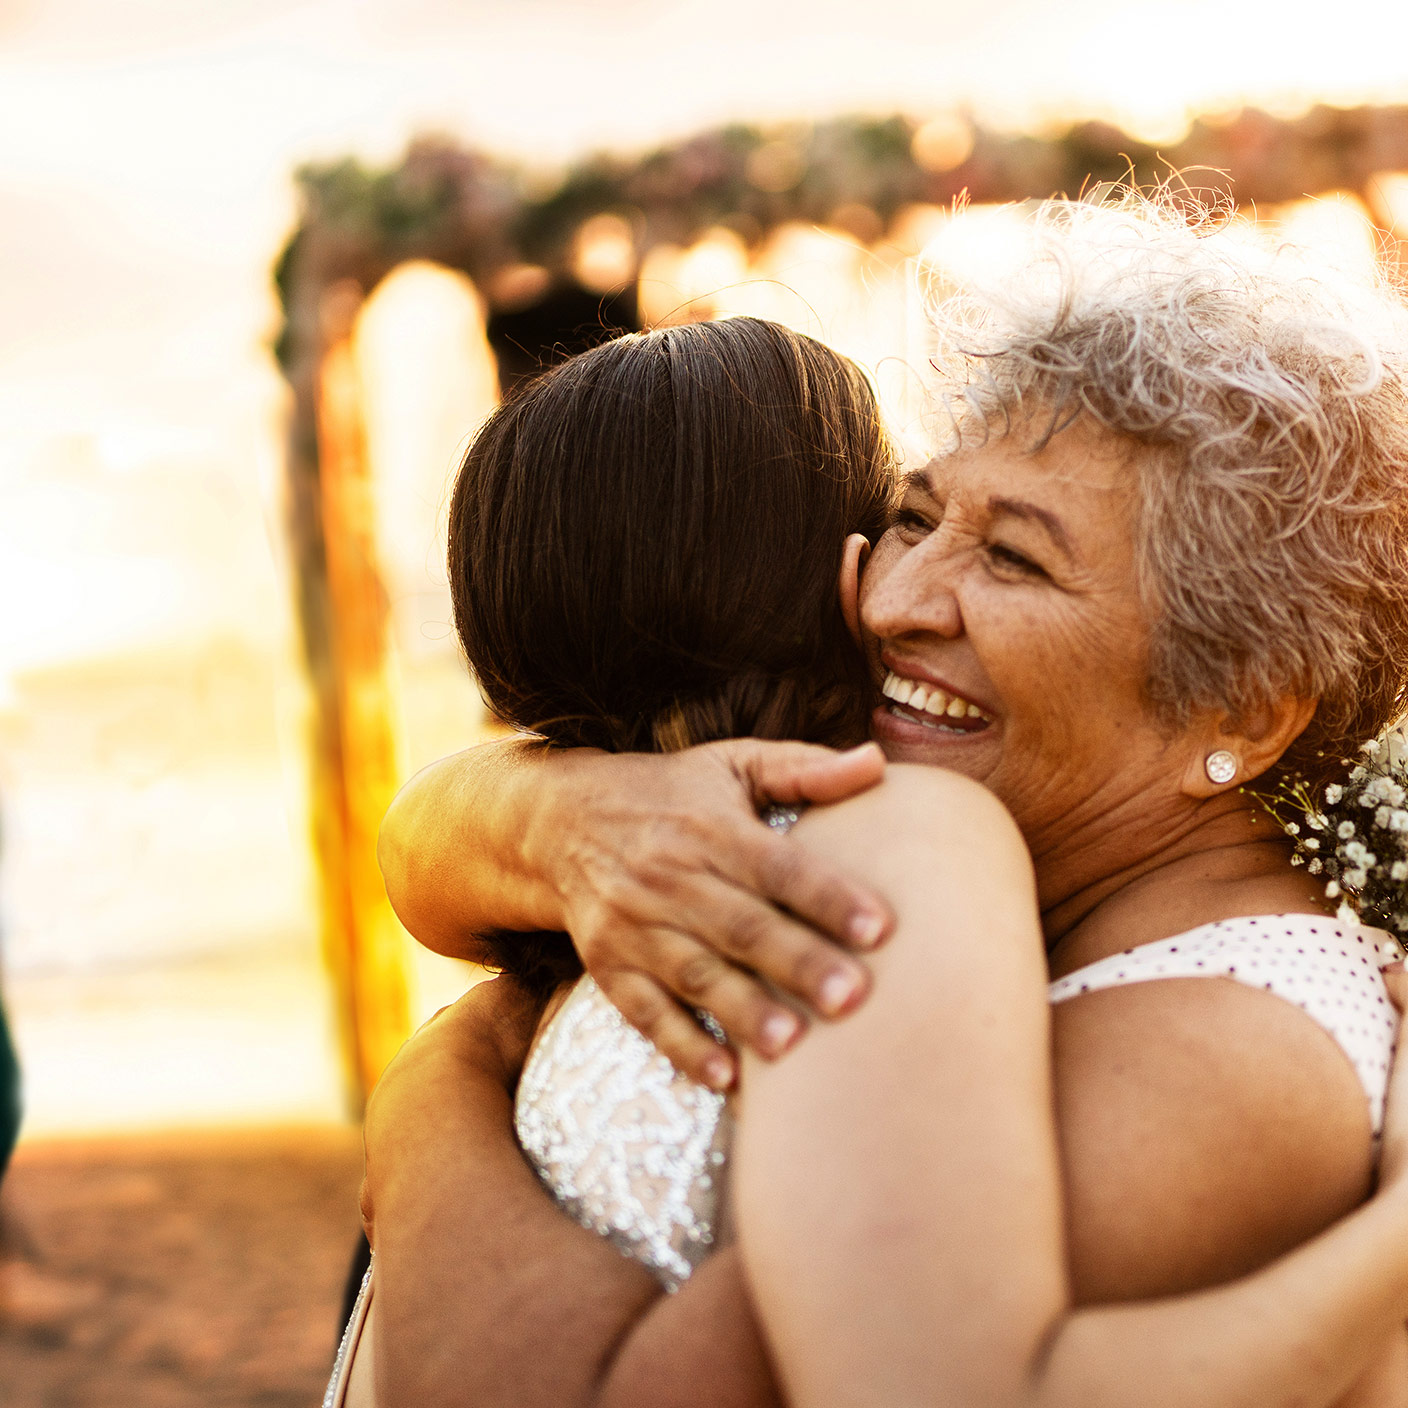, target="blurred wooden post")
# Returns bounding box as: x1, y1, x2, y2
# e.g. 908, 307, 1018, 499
306, 280, 413, 1113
